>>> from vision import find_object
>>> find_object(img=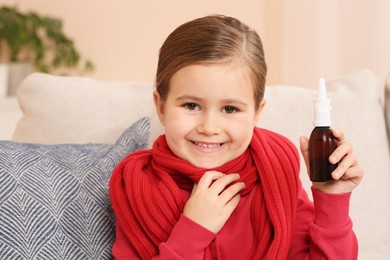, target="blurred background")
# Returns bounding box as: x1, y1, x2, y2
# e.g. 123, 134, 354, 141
1, 0, 389, 88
